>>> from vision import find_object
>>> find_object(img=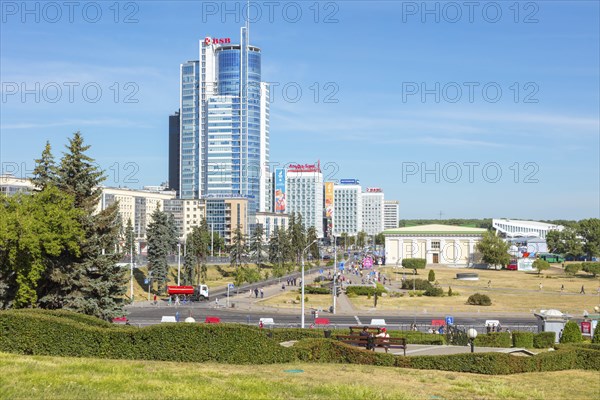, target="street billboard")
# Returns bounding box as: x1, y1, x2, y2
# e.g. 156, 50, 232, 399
274, 168, 286, 213
325, 182, 334, 218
